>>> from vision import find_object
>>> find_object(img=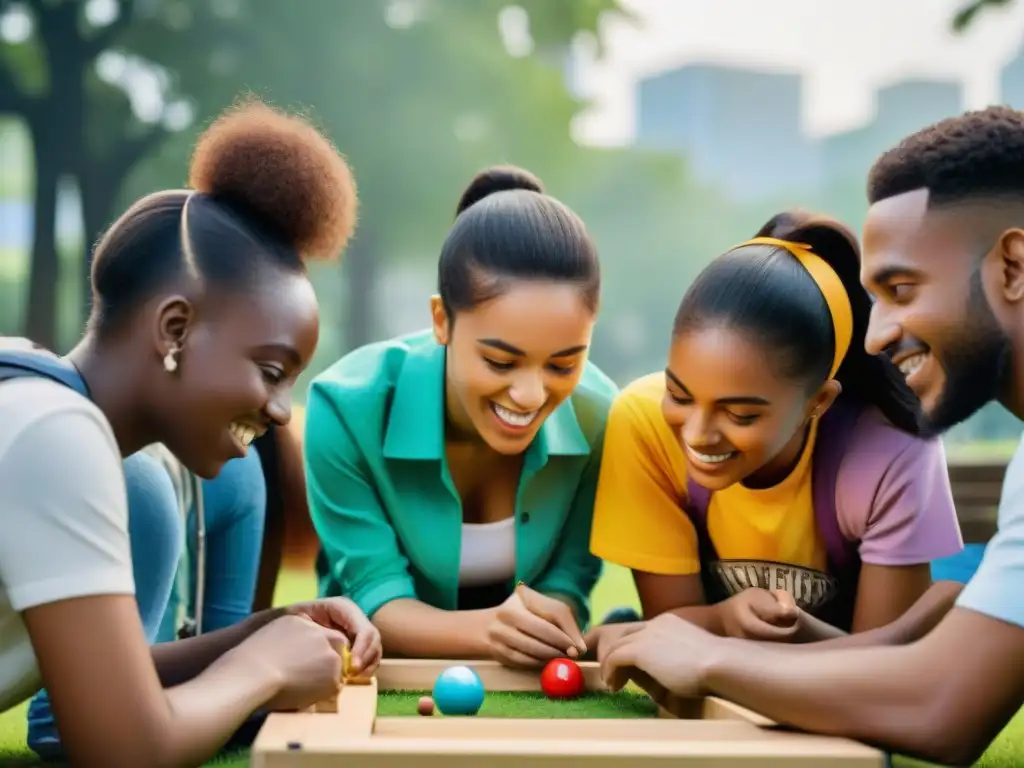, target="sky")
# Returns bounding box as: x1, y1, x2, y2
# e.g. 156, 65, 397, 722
571, 0, 1024, 145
